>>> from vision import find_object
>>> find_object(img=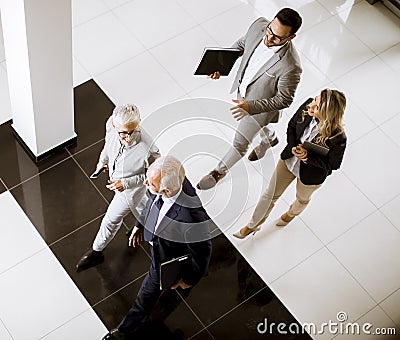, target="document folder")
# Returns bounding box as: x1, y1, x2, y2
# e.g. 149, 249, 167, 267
159, 254, 191, 290
194, 47, 241, 76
